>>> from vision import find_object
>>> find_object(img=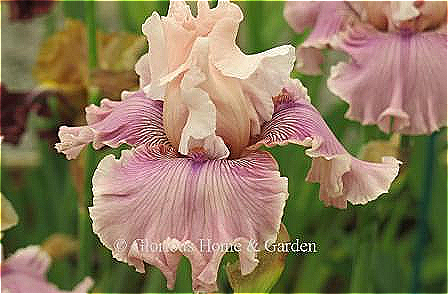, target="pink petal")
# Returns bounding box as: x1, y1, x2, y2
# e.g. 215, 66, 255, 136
135, 53, 151, 87
160, 20, 273, 158
158, 1, 195, 75
2, 246, 51, 277
138, 1, 264, 158
195, 0, 243, 36
166, 0, 194, 26
176, 37, 230, 159
89, 144, 288, 292
295, 47, 325, 76
250, 82, 401, 208
300, 2, 353, 49
1, 246, 93, 293
209, 17, 295, 123
328, 26, 447, 134
55, 91, 168, 160
141, 12, 170, 98
307, 156, 401, 209
284, 1, 355, 75
283, 1, 321, 34
54, 126, 95, 160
